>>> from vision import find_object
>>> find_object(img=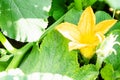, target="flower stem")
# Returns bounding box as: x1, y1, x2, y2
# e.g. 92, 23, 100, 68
0, 32, 17, 54
113, 9, 116, 18
6, 42, 33, 71
39, 15, 65, 42
96, 55, 103, 70
83, 57, 90, 64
